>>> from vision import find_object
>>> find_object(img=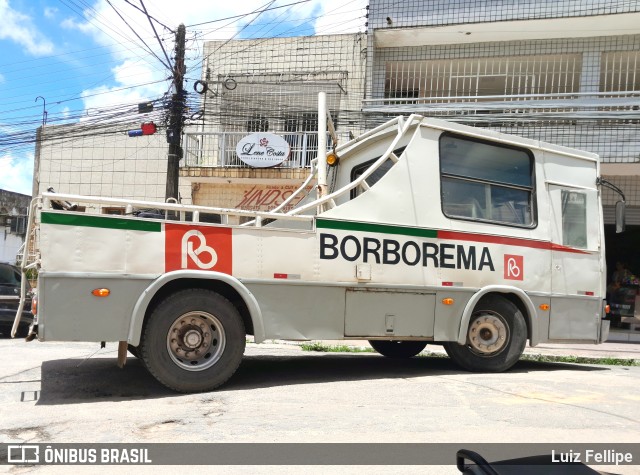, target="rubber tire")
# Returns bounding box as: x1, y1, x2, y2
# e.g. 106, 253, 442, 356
139, 289, 245, 393
128, 344, 147, 369
444, 295, 526, 372
0, 325, 29, 338
369, 340, 428, 358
